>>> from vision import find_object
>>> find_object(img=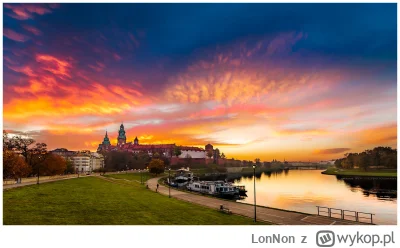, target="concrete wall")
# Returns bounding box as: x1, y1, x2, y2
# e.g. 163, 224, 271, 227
178, 150, 206, 159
